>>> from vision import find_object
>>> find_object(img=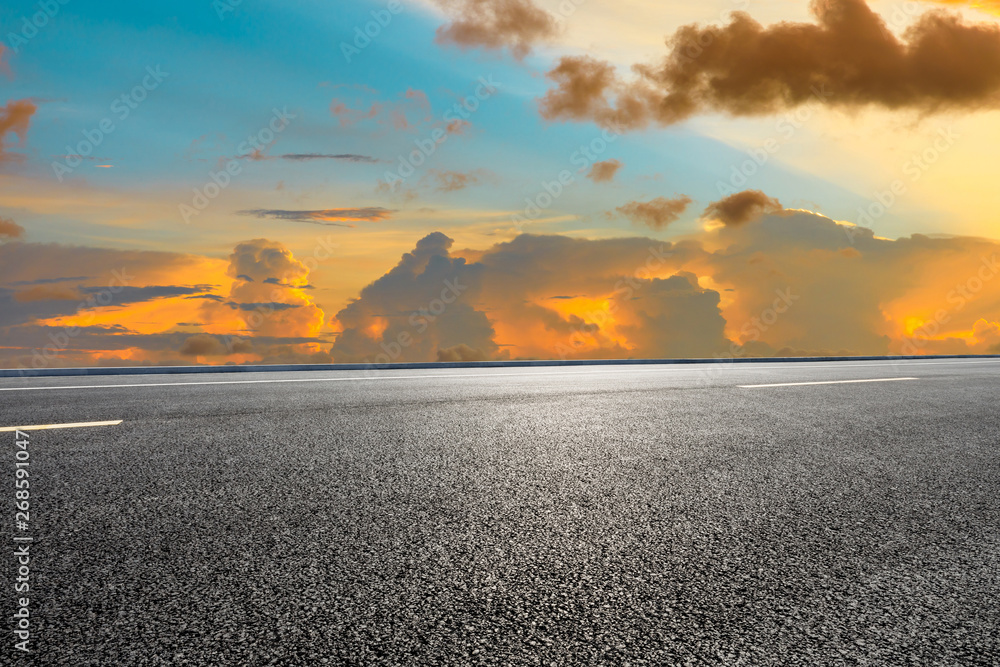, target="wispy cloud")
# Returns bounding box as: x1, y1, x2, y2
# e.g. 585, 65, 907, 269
238, 207, 394, 226
278, 153, 380, 163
